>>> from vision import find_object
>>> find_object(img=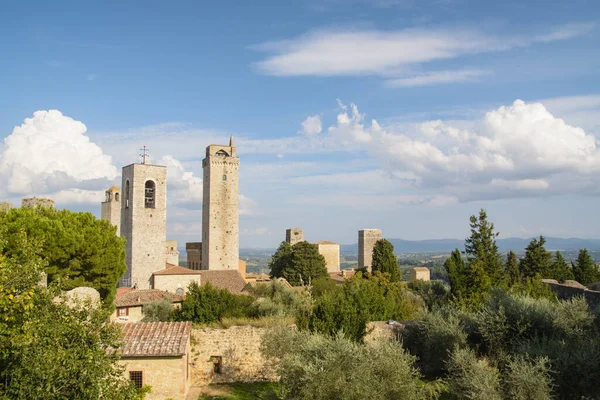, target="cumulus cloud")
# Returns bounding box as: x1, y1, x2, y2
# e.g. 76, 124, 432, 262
159, 155, 203, 207
299, 115, 322, 136
0, 110, 118, 198
319, 100, 600, 201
